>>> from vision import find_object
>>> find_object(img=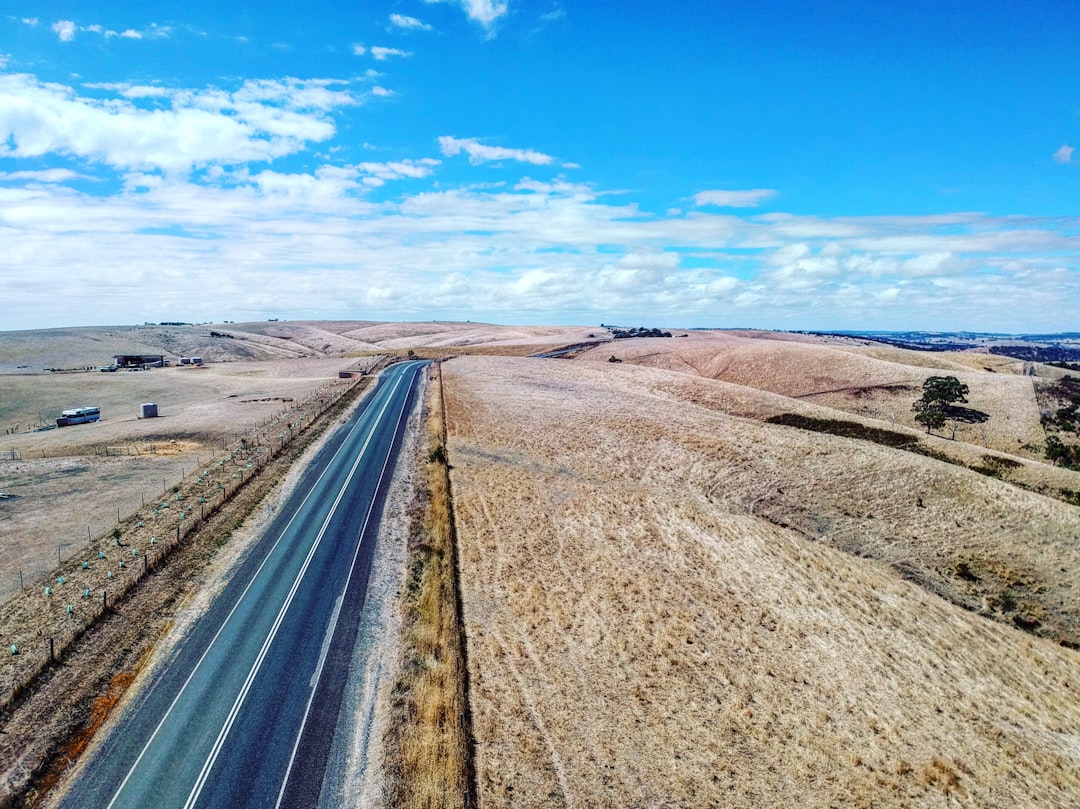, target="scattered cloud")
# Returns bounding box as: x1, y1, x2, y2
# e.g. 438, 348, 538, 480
372, 86, 394, 97
0, 54, 8, 69
1053, 144, 1074, 164
389, 14, 433, 32
370, 46, 411, 61
694, 189, 777, 208
51, 20, 76, 42
47, 19, 173, 42
21, 18, 39, 27
424, 0, 508, 32
351, 43, 366, 56
439, 135, 554, 165
356, 158, 440, 187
